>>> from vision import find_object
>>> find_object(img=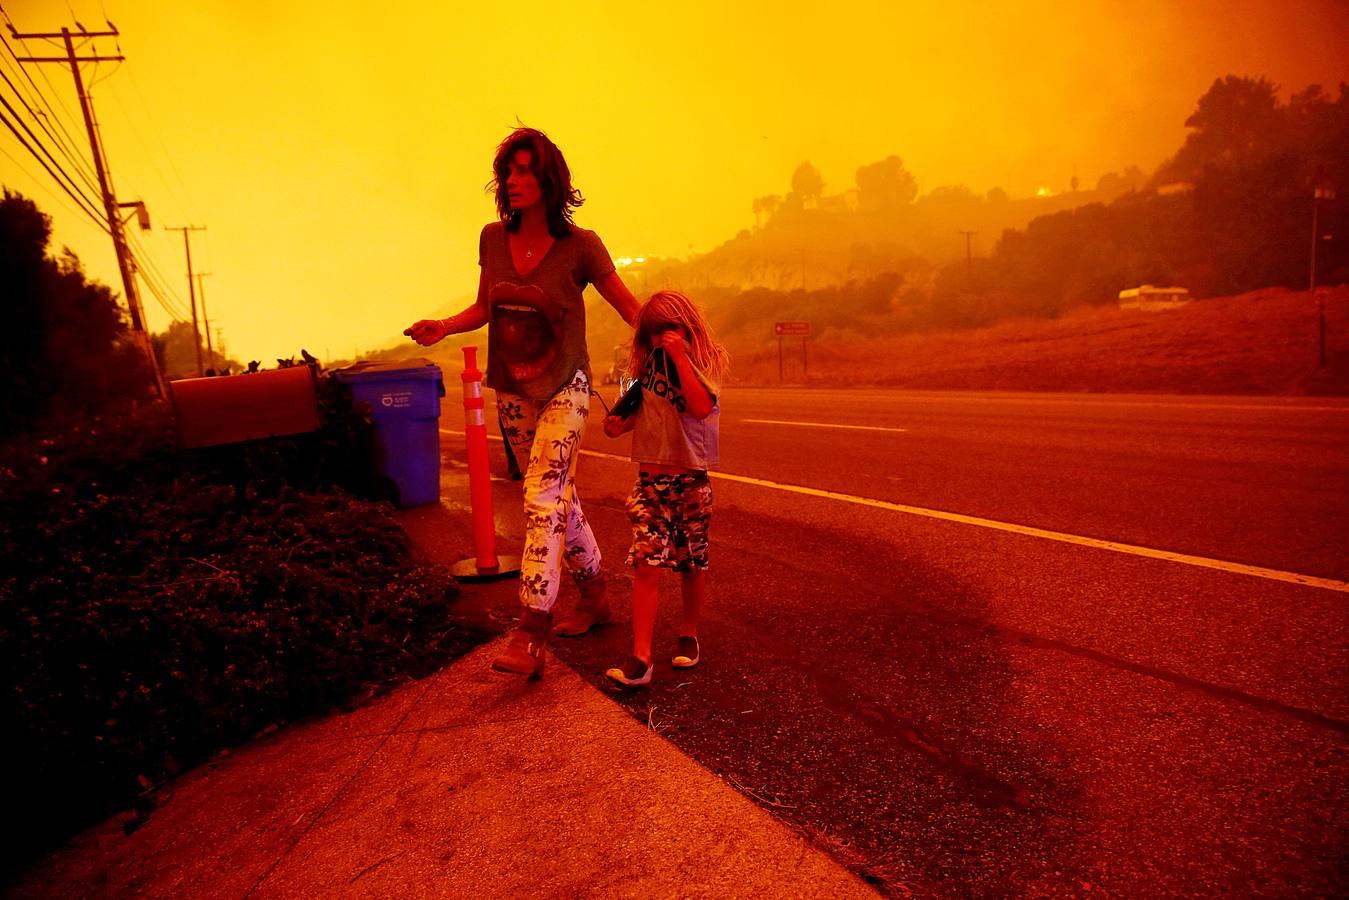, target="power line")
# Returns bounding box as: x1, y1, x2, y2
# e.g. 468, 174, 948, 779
0, 62, 100, 195
126, 229, 191, 319
0, 81, 103, 212
132, 256, 188, 323
105, 75, 194, 227
121, 61, 201, 224
126, 229, 178, 288
130, 254, 191, 325
0, 38, 98, 192
135, 267, 189, 324
0, 103, 105, 226
93, 18, 202, 225
0, 30, 95, 187
126, 239, 184, 312
0, 139, 109, 235
0, 124, 182, 328
131, 256, 190, 321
